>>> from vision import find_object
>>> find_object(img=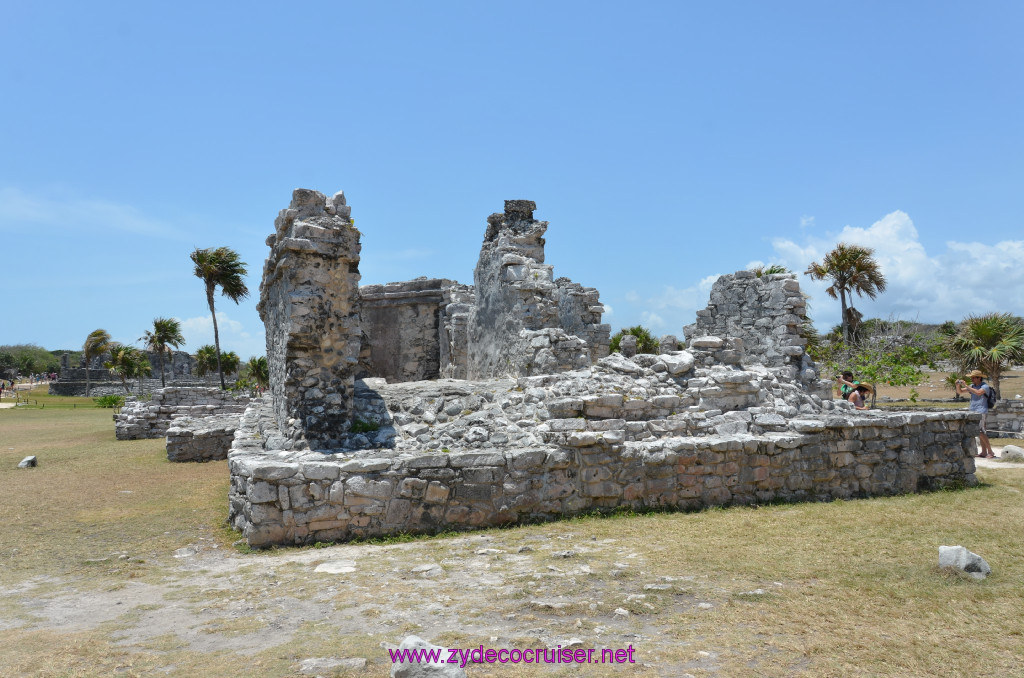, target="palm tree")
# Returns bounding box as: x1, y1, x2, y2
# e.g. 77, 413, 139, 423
949, 313, 1024, 400
246, 356, 269, 392
805, 243, 887, 343
219, 350, 241, 377
105, 344, 150, 394
83, 329, 112, 397
141, 317, 184, 388
190, 247, 249, 389
194, 344, 220, 378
